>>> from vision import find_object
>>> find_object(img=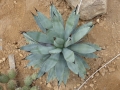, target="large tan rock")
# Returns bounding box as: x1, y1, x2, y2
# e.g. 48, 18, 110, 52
66, 0, 107, 20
